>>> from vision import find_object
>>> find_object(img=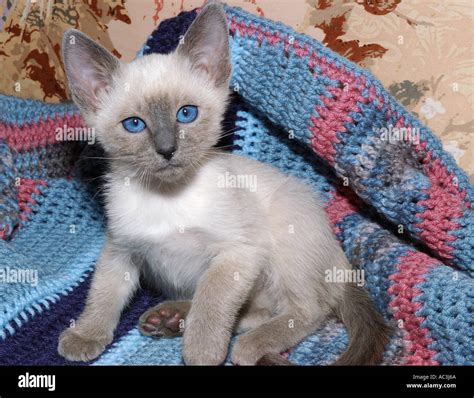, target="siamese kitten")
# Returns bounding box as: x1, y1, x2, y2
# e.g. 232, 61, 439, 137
58, 2, 390, 365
